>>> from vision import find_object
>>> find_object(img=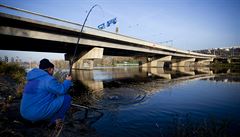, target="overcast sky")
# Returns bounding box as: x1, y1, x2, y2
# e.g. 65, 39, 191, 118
0, 0, 239, 61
